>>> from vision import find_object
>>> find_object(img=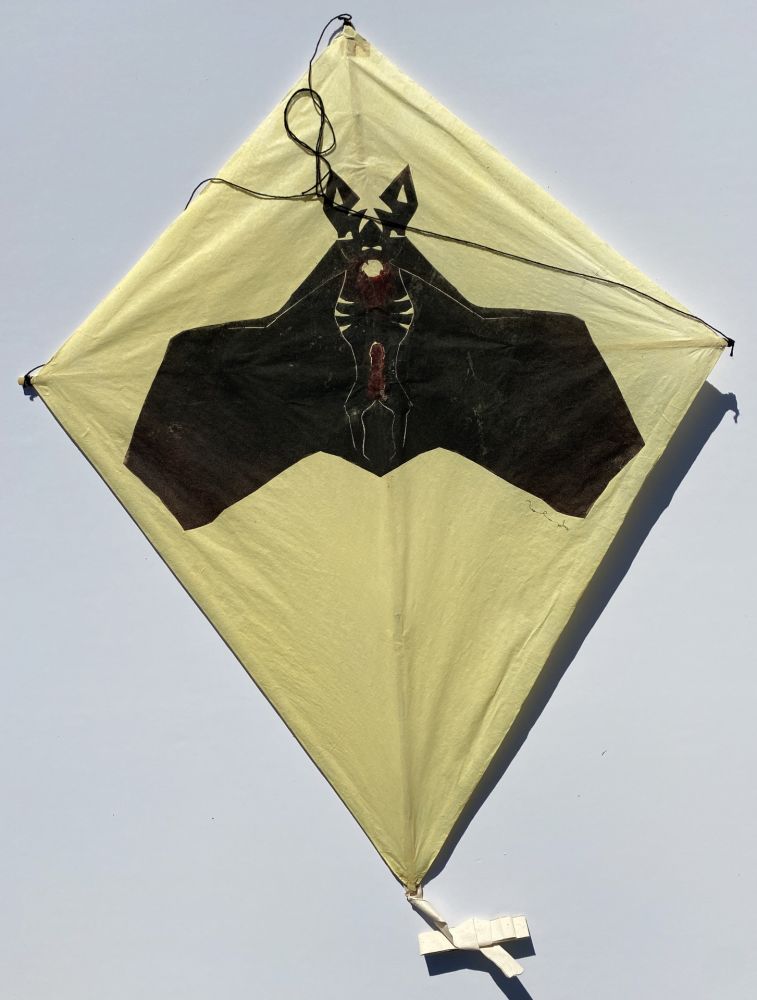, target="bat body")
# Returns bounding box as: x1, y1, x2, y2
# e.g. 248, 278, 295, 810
125, 169, 644, 530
